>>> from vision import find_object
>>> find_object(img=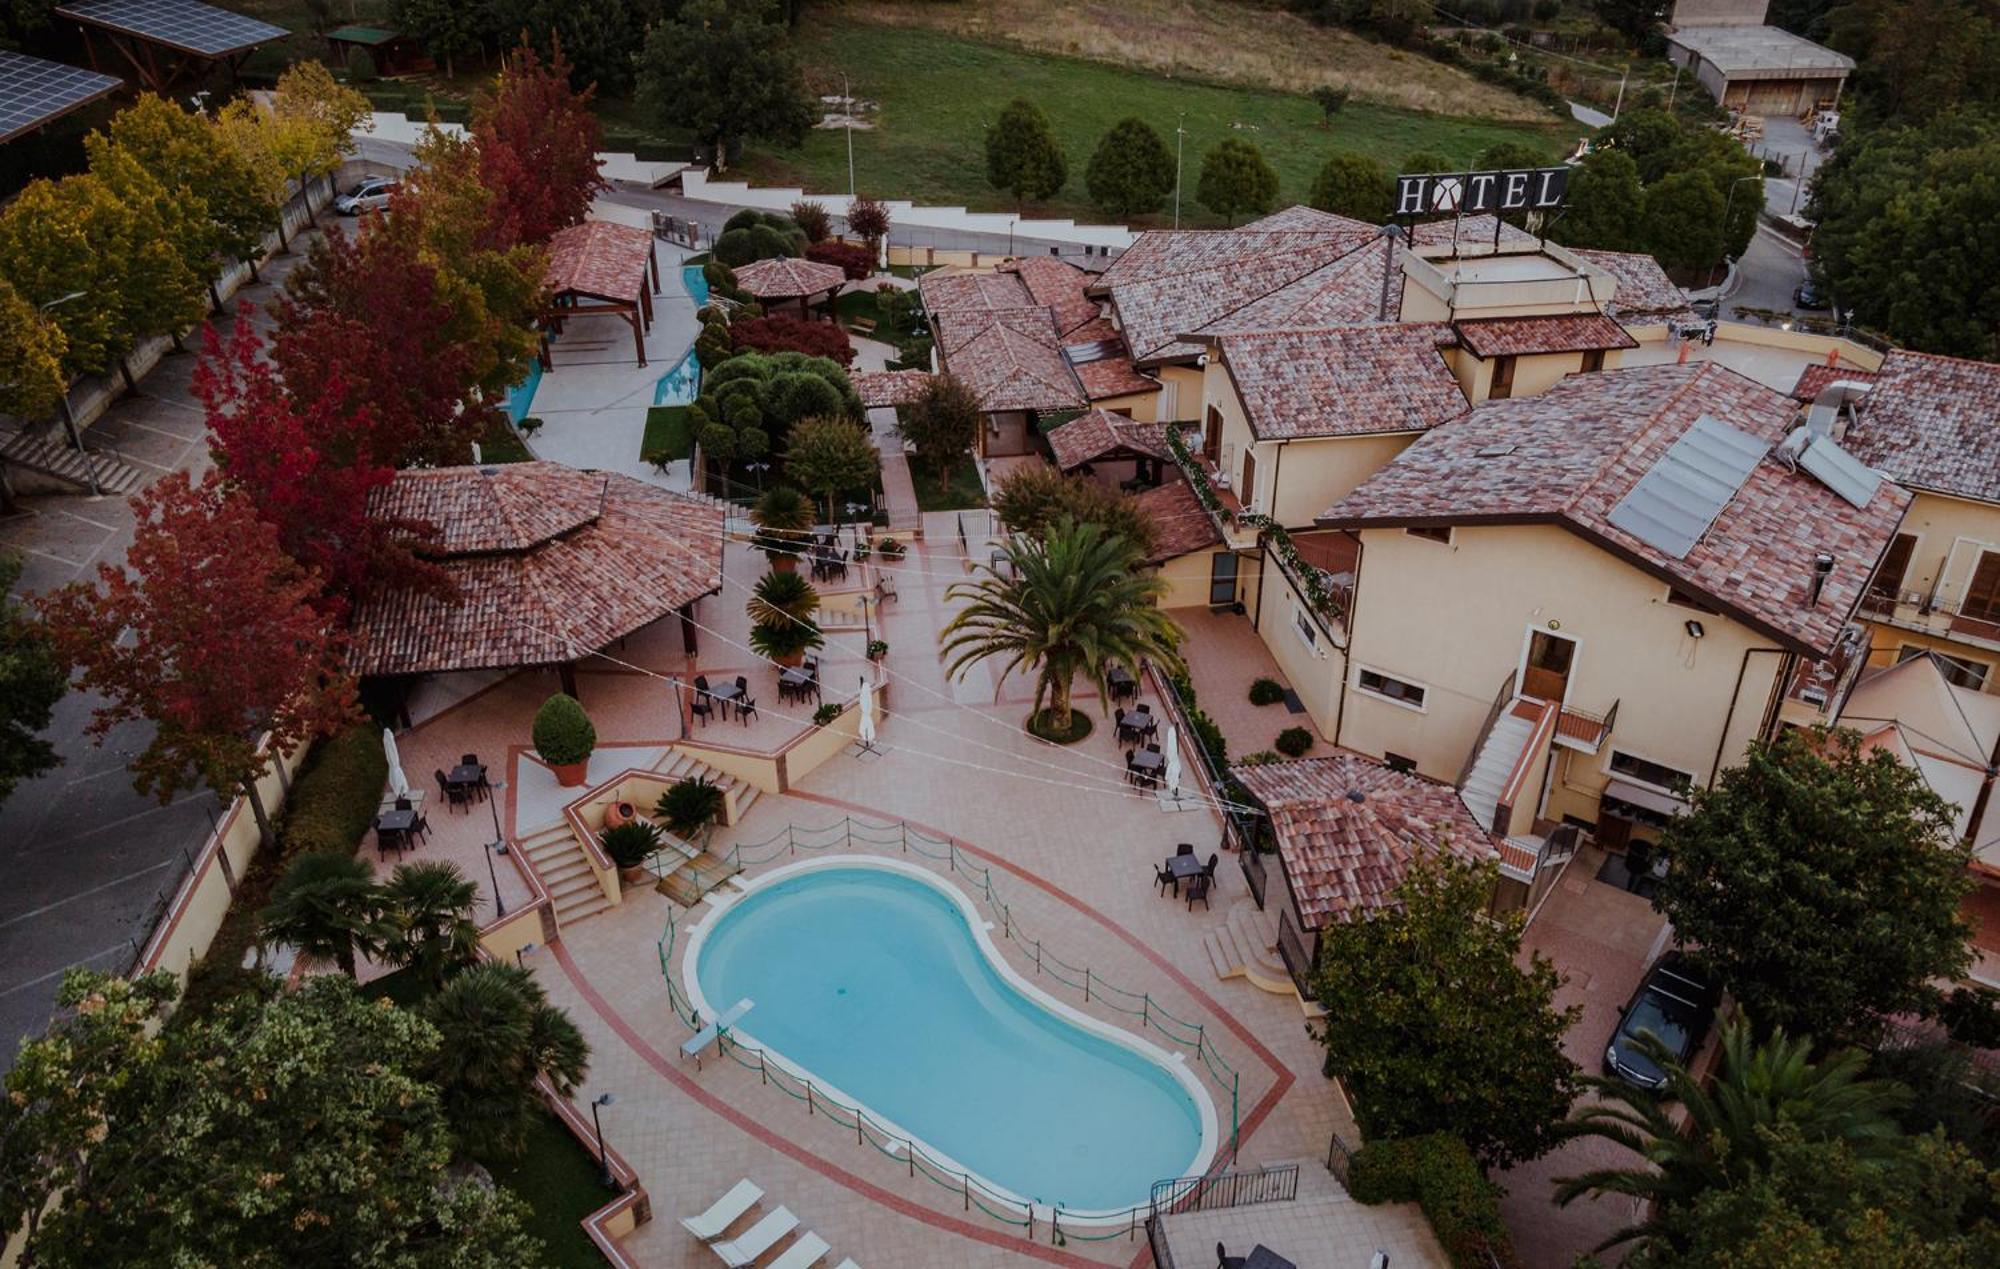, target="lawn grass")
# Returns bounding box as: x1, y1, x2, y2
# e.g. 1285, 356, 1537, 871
643, 405, 692, 462
478, 1113, 614, 1269
481, 416, 534, 463
910, 452, 988, 513
738, 18, 1577, 228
